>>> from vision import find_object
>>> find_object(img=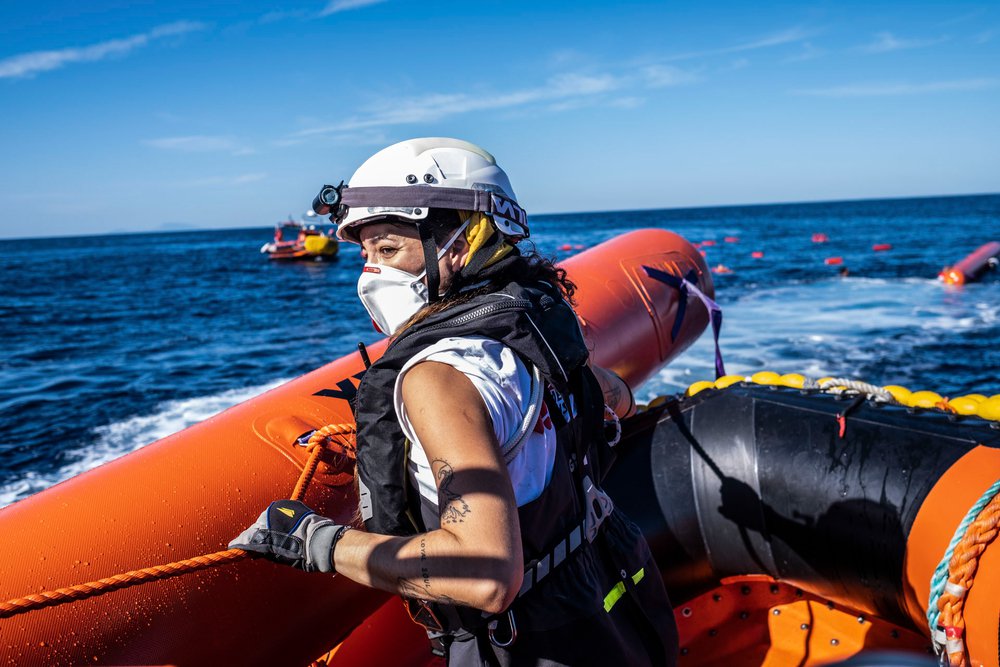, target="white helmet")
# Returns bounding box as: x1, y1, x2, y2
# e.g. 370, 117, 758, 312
312, 138, 529, 243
